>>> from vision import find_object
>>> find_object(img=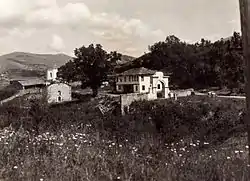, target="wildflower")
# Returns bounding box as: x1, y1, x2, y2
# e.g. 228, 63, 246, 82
40, 179, 44, 181
235, 150, 239, 154
13, 166, 18, 169
227, 156, 231, 160
119, 144, 122, 148
112, 142, 115, 146
204, 142, 209, 145
246, 145, 249, 149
